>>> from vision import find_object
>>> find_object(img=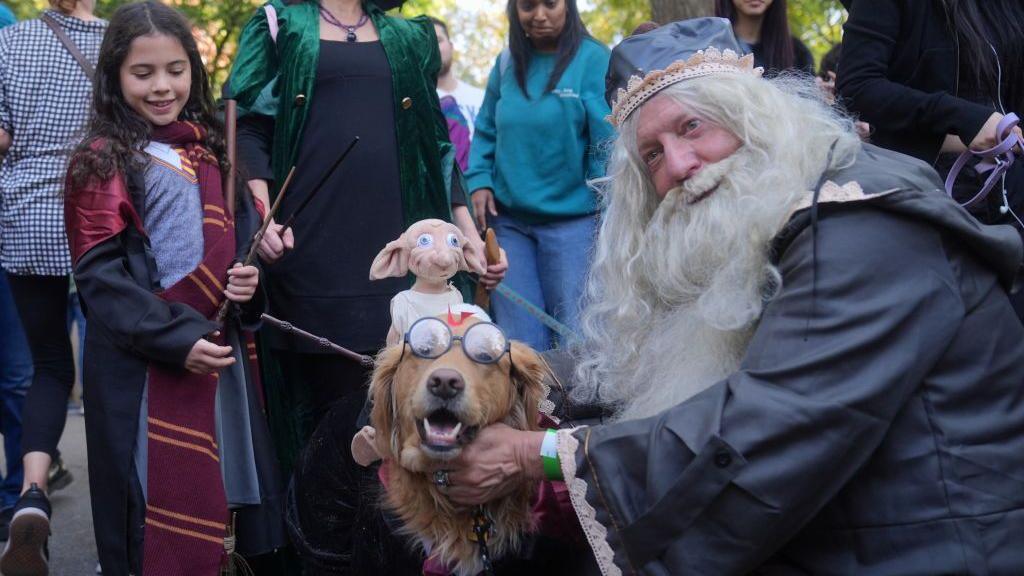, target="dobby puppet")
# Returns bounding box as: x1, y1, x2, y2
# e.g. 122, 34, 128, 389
370, 219, 489, 346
